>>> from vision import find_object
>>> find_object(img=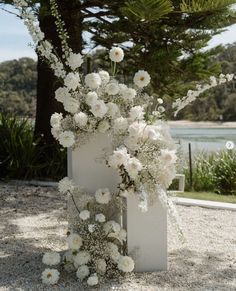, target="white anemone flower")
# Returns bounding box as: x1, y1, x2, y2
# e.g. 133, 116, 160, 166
41, 268, 60, 285
42, 252, 60, 266
133, 70, 151, 88
109, 47, 124, 62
